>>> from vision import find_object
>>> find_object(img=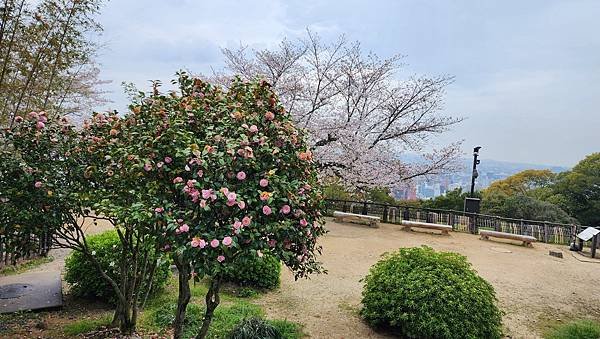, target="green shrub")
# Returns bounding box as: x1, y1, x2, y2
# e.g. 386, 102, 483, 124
360, 246, 503, 339
221, 253, 281, 290
229, 317, 282, 339
545, 319, 600, 339
64, 230, 171, 304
